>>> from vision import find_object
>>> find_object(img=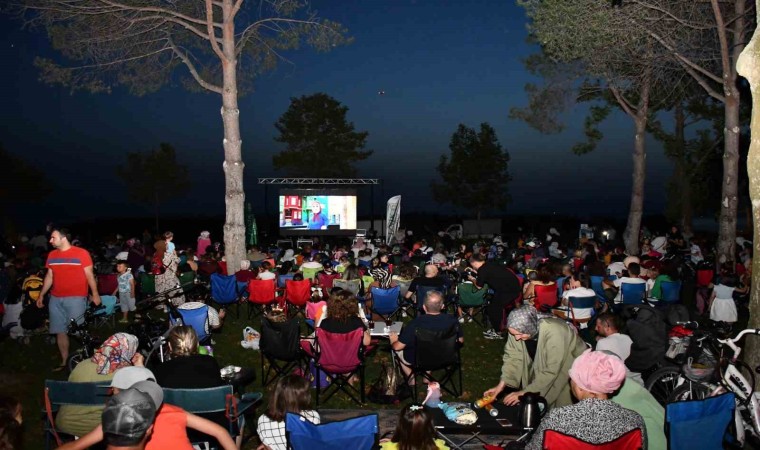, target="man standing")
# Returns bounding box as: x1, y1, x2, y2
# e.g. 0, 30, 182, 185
37, 228, 101, 370
468, 253, 521, 339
